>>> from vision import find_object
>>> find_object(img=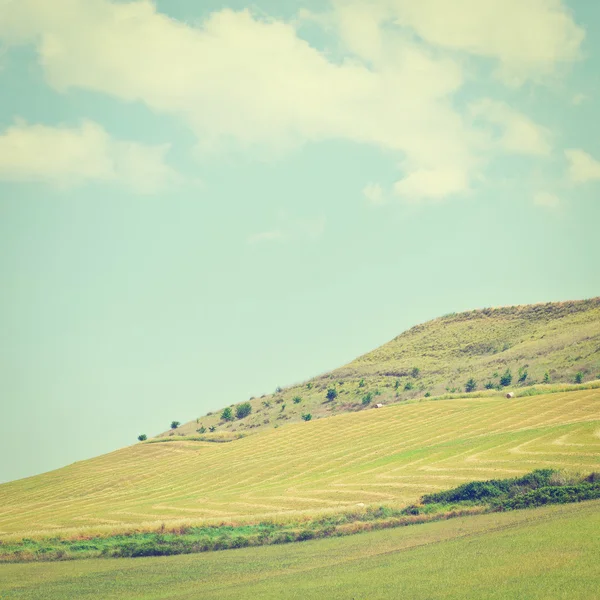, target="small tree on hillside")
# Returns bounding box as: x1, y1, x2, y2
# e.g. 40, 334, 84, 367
404, 381, 414, 391
574, 371, 584, 384
221, 407, 234, 422
362, 392, 373, 406
293, 396, 302, 404
465, 378, 477, 393
326, 387, 338, 401
411, 367, 421, 378
499, 369, 513, 387
171, 421, 180, 429
138, 434, 147, 442
301, 413, 312, 421
543, 371, 550, 384
518, 367, 528, 384
236, 402, 252, 419
196, 426, 207, 434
